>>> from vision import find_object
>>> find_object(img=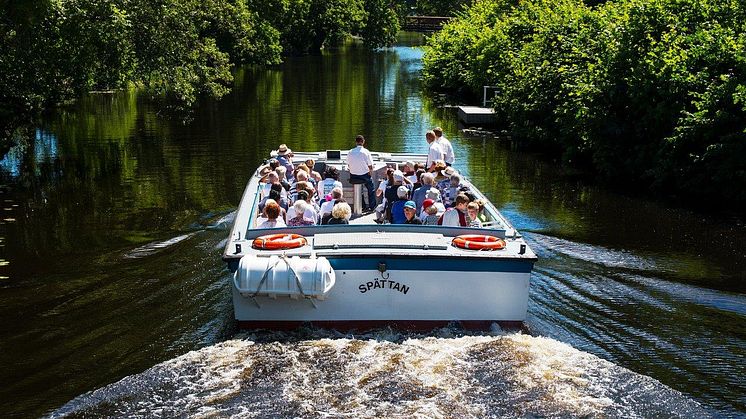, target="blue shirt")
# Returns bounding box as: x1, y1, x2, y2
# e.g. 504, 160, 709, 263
391, 200, 407, 224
